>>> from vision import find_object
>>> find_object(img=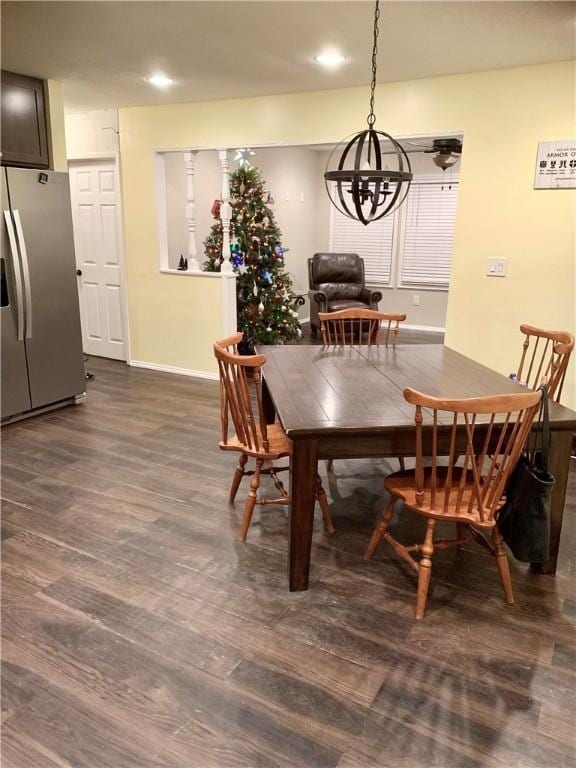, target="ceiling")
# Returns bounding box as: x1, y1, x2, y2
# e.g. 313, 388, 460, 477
2, 1, 575, 112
